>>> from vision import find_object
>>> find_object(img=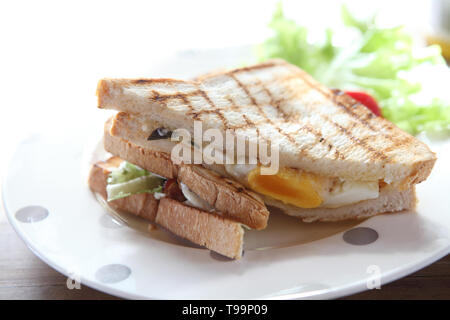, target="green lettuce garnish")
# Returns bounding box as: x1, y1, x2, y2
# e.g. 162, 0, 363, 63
259, 3, 450, 137
107, 161, 149, 184
107, 161, 165, 201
